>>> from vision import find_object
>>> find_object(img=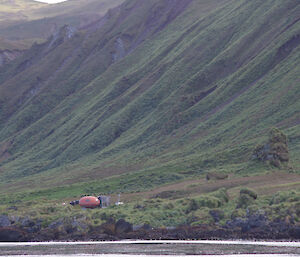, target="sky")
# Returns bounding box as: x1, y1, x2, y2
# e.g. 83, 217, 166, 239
34, 0, 69, 4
